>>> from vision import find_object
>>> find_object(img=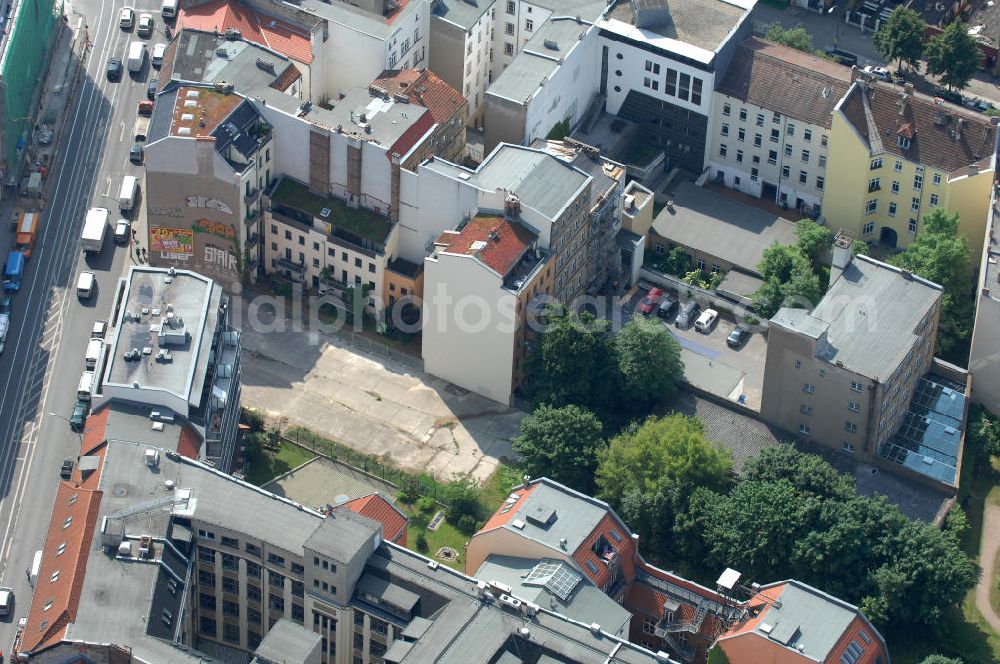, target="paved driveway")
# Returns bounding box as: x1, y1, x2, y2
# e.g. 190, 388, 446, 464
236, 297, 523, 483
